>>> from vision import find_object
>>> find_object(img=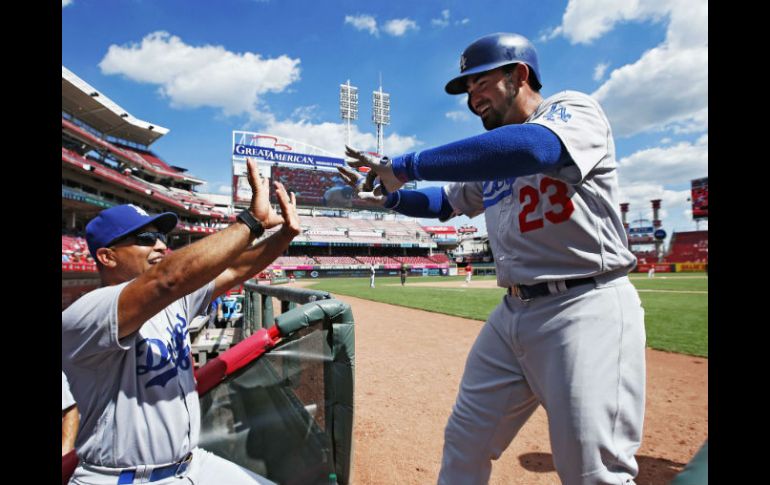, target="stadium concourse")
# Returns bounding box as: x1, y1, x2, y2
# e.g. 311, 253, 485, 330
61, 65, 463, 310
